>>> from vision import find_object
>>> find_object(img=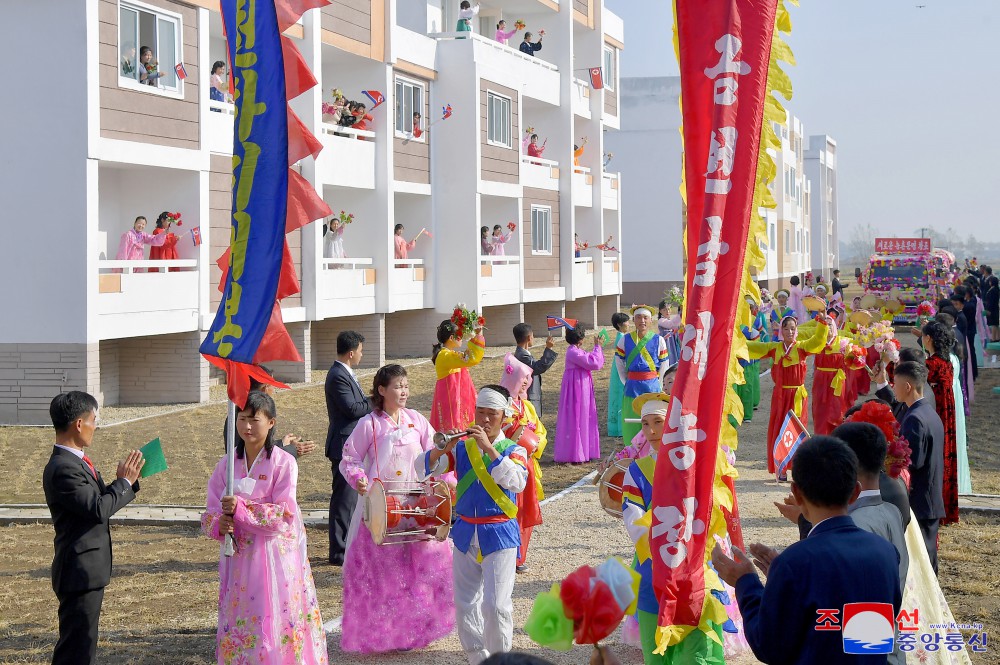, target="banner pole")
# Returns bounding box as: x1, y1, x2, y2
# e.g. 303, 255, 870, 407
224, 399, 236, 557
